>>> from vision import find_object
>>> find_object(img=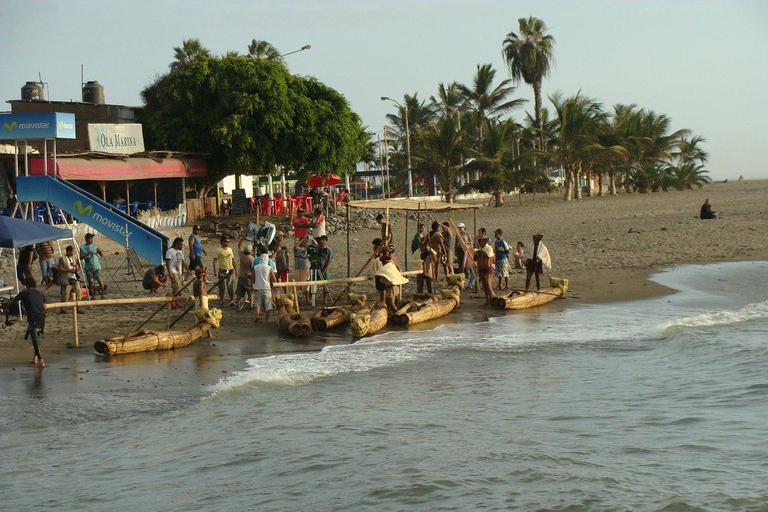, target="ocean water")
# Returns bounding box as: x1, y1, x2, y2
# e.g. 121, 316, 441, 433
1, 261, 767, 512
